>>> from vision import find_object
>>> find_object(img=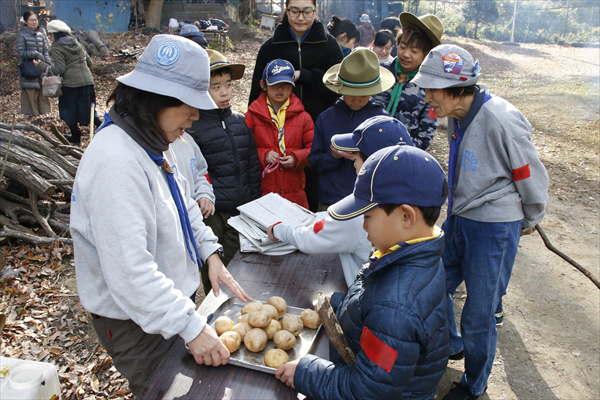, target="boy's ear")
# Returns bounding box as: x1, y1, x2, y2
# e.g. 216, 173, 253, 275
260, 80, 267, 91
399, 204, 417, 229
